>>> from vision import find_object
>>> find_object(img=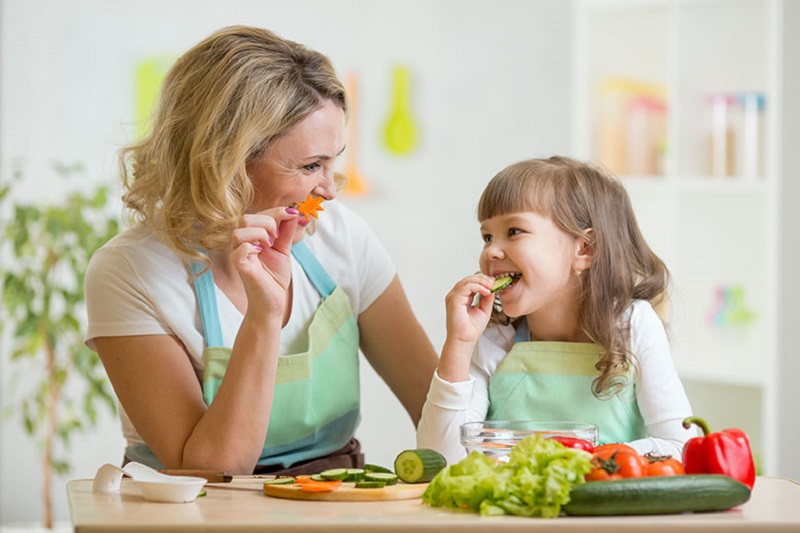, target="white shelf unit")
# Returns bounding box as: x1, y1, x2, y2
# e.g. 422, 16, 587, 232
573, 0, 799, 478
